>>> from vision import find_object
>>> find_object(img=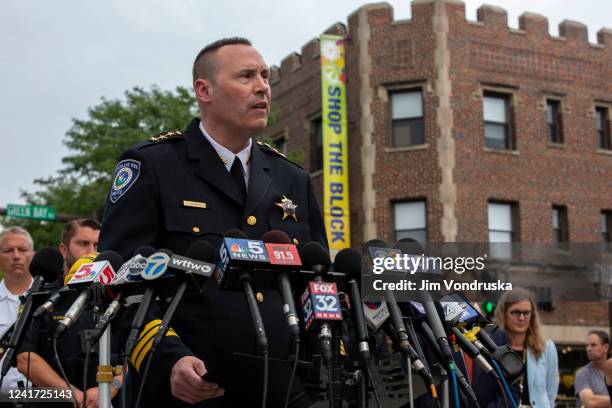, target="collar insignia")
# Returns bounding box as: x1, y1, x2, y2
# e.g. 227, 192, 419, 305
149, 130, 182, 143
